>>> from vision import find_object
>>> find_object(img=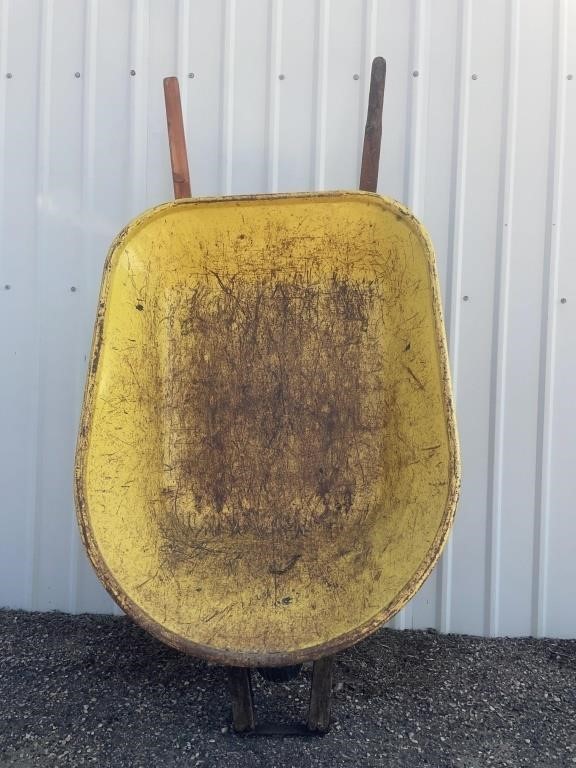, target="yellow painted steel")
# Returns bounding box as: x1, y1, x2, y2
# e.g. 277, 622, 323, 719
75, 192, 460, 666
